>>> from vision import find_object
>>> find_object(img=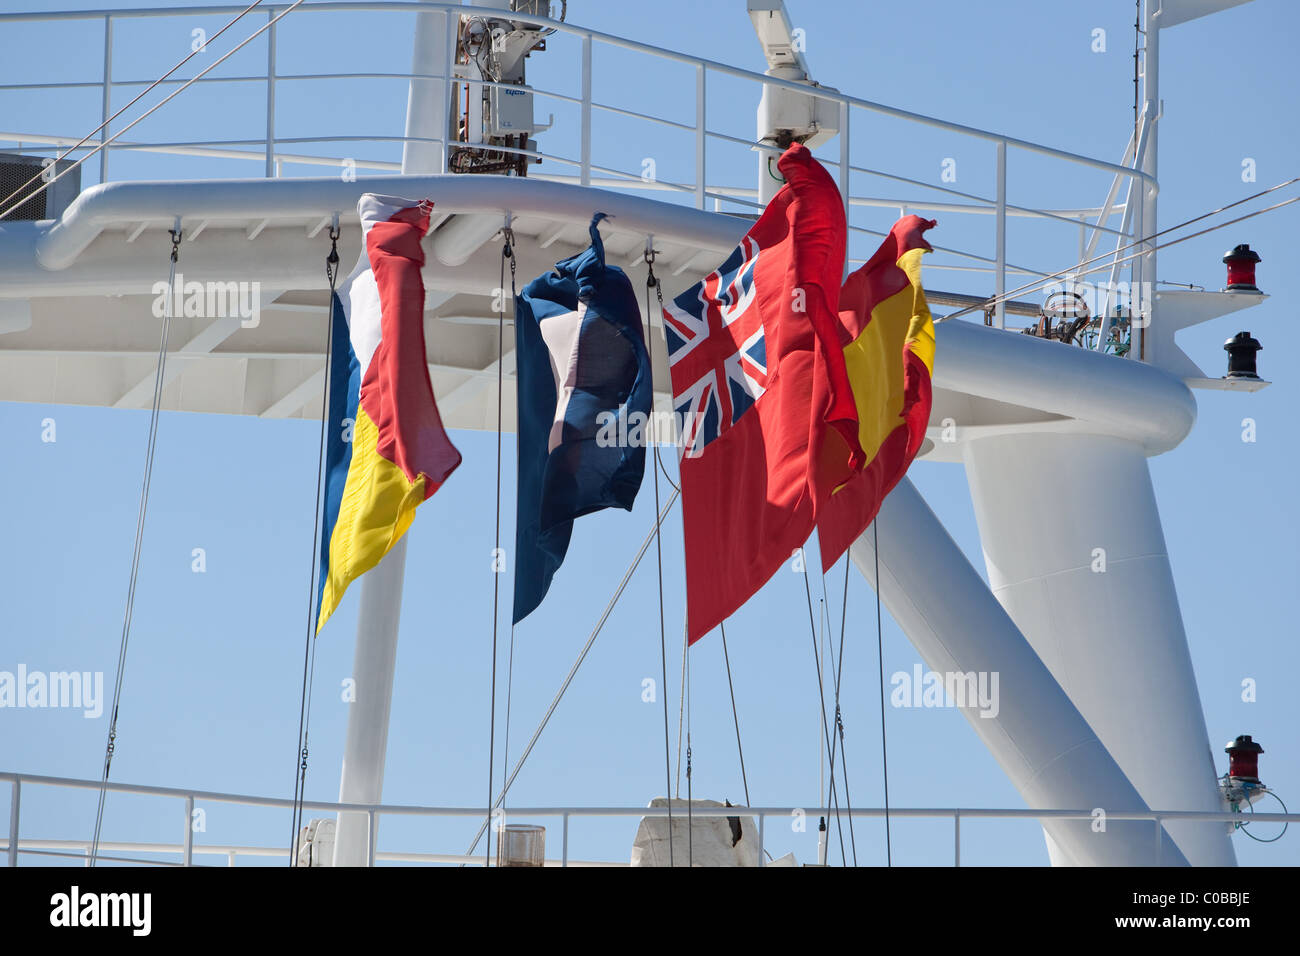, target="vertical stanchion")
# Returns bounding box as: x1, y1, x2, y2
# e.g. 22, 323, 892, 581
183, 795, 194, 867
994, 140, 1007, 329
100, 16, 113, 183
839, 101, 850, 236
264, 14, 277, 177
695, 64, 706, 209
7, 780, 18, 867
954, 810, 960, 867
580, 34, 592, 186
442, 10, 455, 174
